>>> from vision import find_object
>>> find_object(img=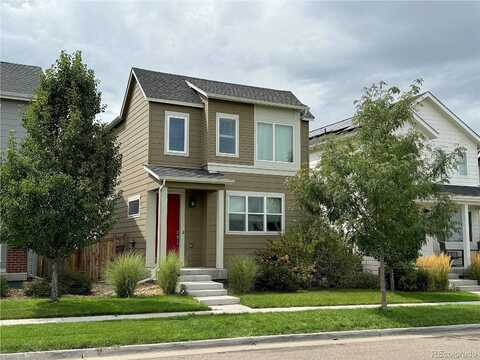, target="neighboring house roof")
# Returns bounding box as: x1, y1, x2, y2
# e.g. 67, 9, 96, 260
112, 67, 312, 127
439, 184, 480, 197
144, 164, 234, 184
309, 91, 480, 146
0, 61, 42, 101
